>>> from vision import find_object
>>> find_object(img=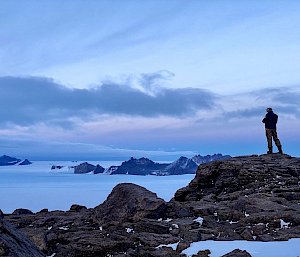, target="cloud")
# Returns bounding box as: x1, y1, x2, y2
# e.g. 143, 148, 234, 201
0, 75, 216, 126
